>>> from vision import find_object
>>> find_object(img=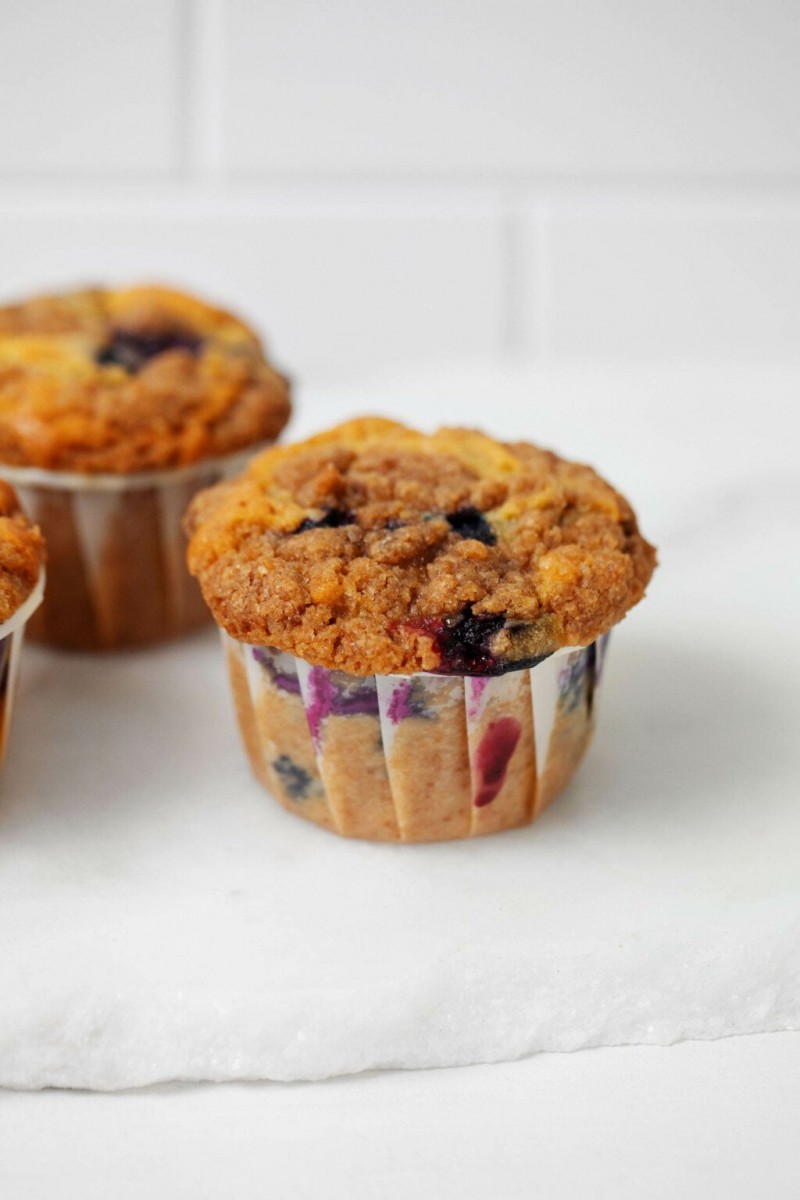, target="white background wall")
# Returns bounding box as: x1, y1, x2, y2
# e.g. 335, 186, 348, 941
0, 0, 798, 384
